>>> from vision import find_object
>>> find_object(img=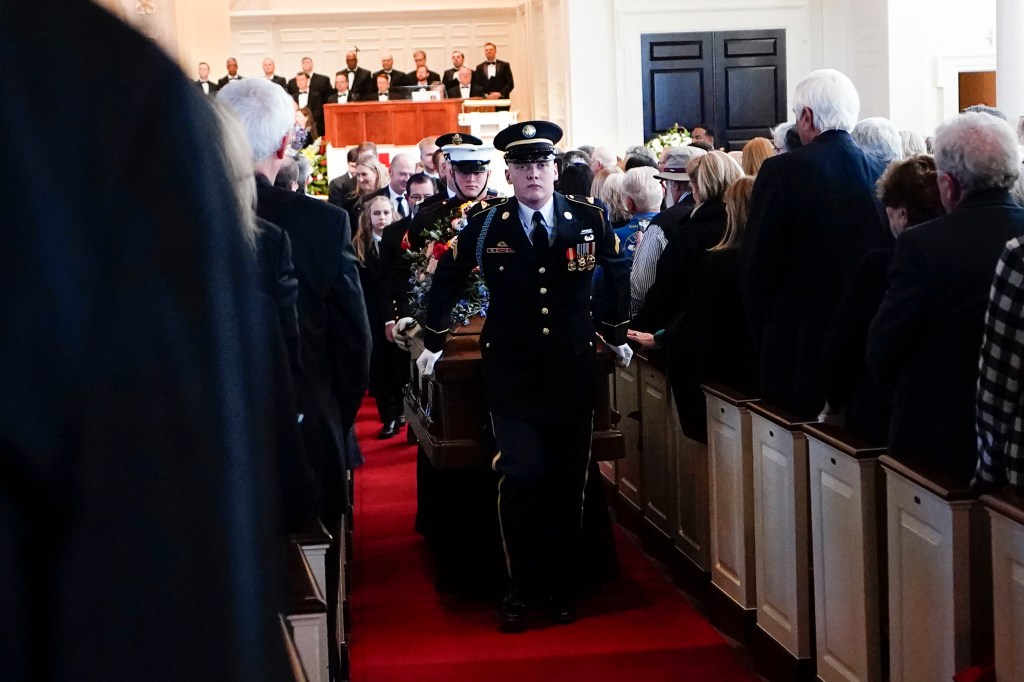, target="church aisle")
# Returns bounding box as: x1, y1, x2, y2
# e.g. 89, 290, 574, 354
349, 397, 763, 681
